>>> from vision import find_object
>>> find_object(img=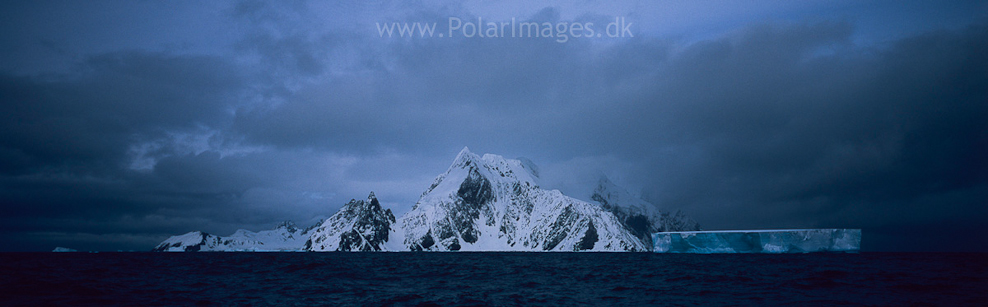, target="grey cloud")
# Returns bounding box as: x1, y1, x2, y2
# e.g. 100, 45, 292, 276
0, 1, 984, 251
626, 24, 988, 251
0, 52, 243, 174
225, 16, 986, 250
